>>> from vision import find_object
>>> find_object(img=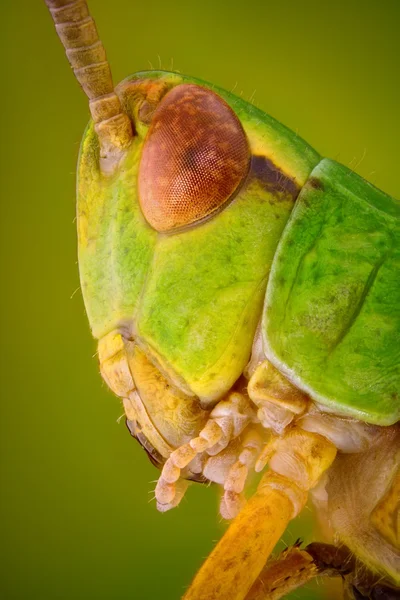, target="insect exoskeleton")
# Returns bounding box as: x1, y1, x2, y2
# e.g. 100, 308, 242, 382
80, 71, 399, 592
44, 1, 399, 597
